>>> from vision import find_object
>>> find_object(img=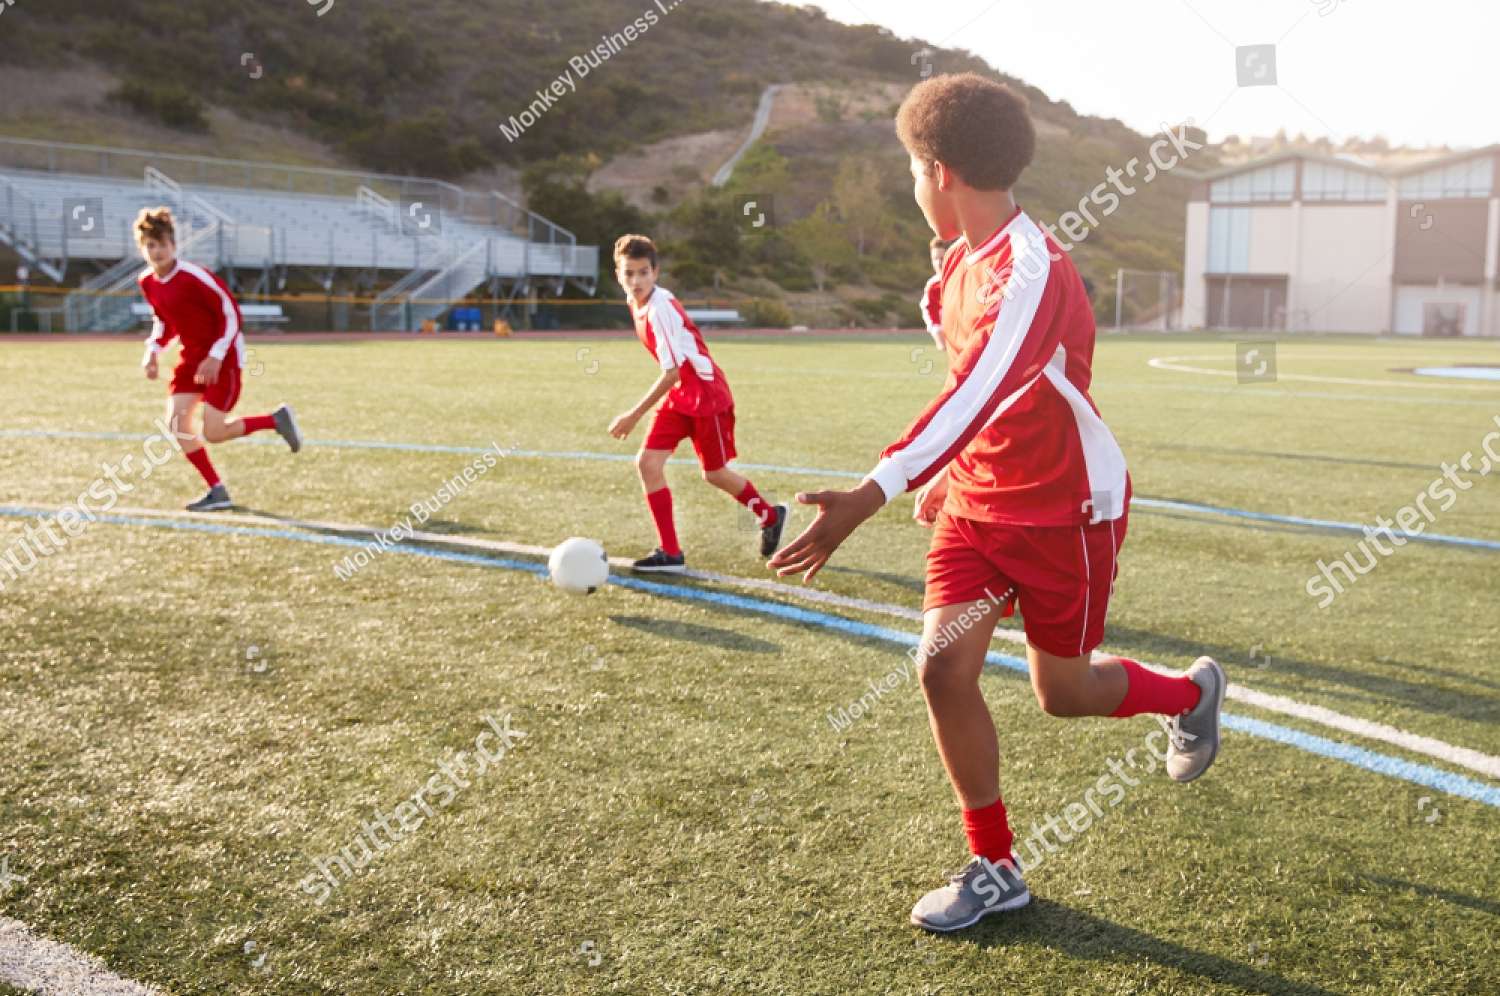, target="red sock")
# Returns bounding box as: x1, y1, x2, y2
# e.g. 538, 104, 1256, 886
184, 447, 220, 488
241, 413, 276, 435
962, 798, 1014, 863
645, 487, 681, 556
1108, 658, 1201, 717
734, 481, 776, 527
